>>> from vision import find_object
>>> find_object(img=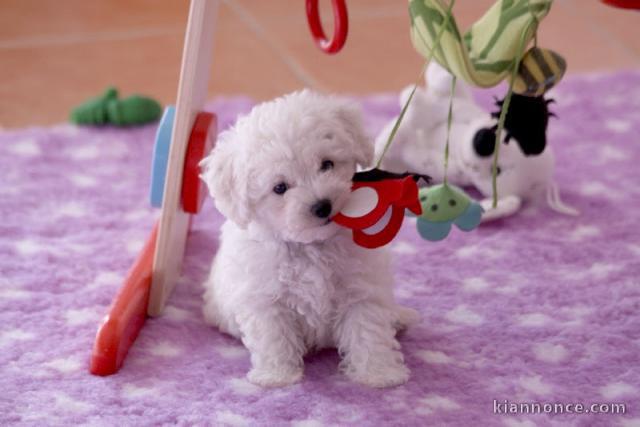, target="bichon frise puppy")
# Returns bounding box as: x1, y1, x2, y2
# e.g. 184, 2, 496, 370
200, 90, 418, 388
